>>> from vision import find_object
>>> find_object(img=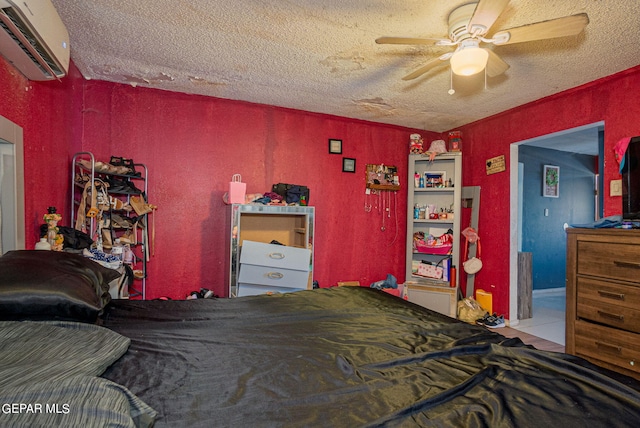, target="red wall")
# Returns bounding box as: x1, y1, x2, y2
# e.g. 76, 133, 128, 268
77, 82, 434, 298
454, 66, 640, 316
0, 56, 79, 249
1, 56, 435, 299
3, 53, 640, 313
